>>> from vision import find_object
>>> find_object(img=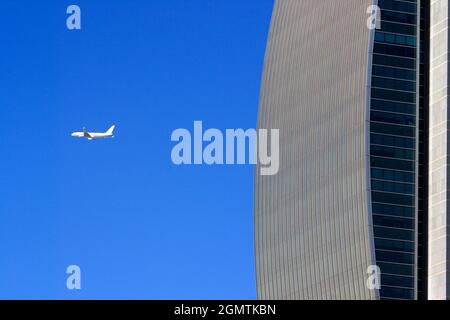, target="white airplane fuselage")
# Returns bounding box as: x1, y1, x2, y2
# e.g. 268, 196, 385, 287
71, 125, 115, 140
